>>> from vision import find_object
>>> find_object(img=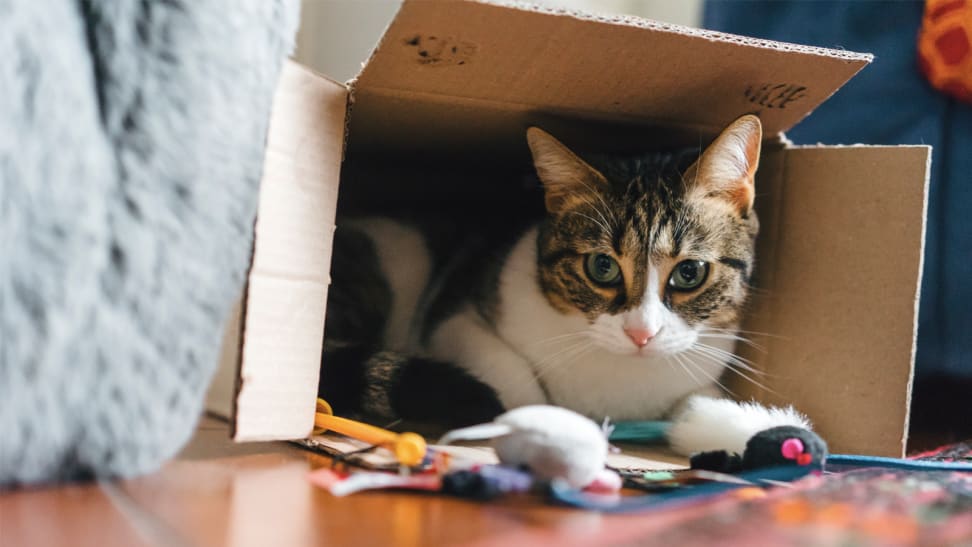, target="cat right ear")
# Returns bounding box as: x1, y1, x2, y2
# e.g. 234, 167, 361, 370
684, 114, 762, 216
527, 127, 608, 213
